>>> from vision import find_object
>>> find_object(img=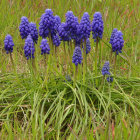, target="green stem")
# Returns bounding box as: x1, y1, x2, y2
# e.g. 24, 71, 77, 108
112, 53, 117, 88
63, 41, 66, 74
10, 52, 15, 72
110, 50, 113, 63
83, 39, 87, 84
95, 39, 99, 88
74, 65, 78, 88
99, 76, 105, 91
